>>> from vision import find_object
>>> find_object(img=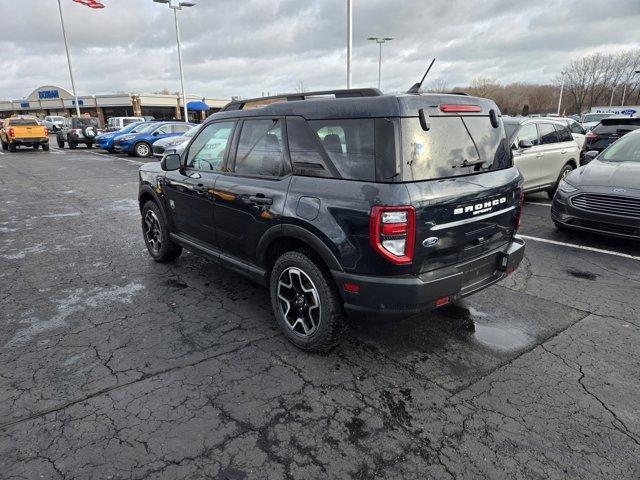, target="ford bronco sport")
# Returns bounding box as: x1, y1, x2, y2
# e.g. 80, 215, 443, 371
138, 88, 525, 352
